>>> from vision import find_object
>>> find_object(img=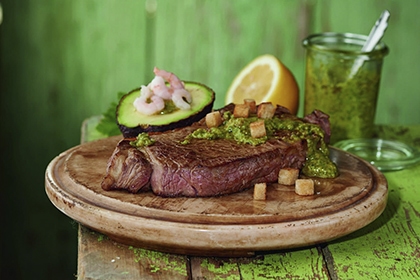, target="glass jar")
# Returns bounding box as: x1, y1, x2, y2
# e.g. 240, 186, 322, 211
302, 32, 389, 144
